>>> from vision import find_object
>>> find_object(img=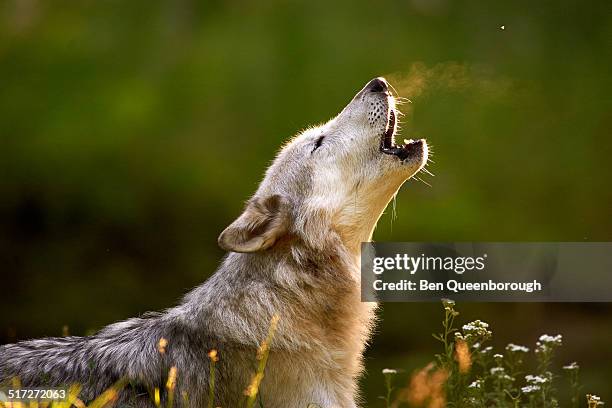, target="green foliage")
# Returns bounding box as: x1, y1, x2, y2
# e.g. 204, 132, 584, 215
2, 1, 612, 339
